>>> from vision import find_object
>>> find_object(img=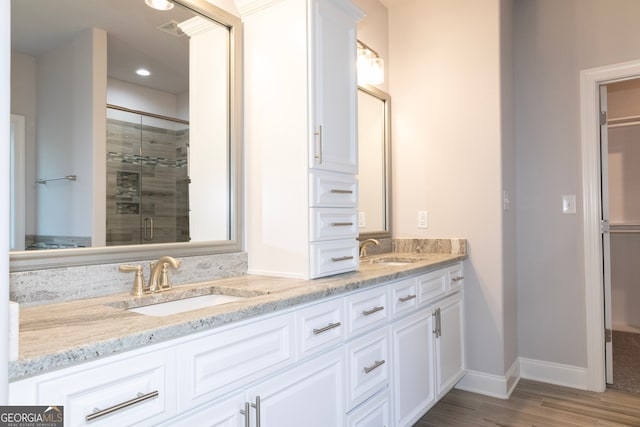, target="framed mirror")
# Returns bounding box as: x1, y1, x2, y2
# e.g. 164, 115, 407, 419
9, 0, 243, 271
358, 84, 391, 239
